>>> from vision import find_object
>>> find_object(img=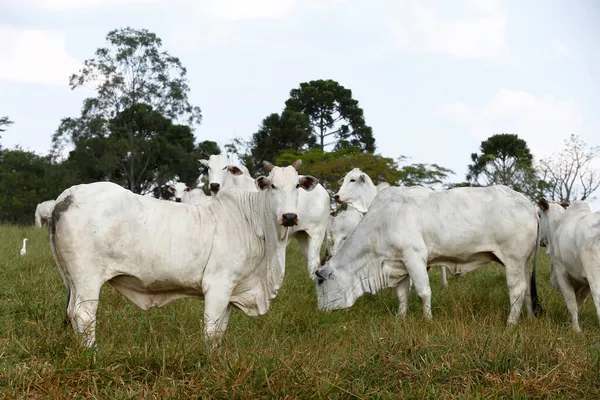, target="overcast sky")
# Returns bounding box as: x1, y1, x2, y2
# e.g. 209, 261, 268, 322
1, 0, 599, 209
